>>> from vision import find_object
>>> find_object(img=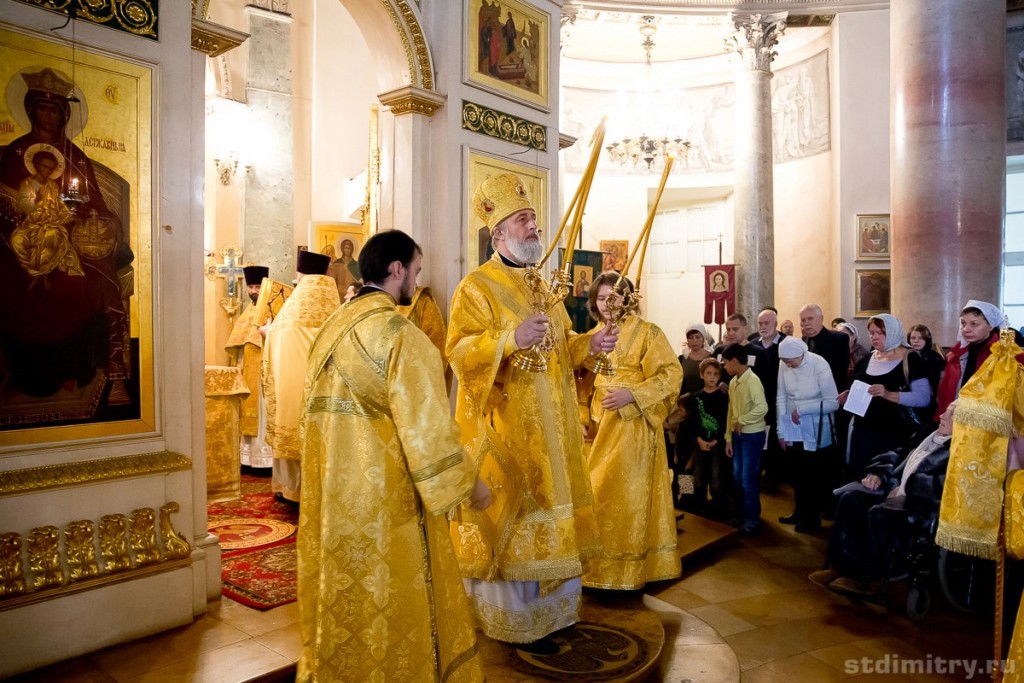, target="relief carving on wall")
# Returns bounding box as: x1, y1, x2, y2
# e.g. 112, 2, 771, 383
12, 0, 159, 40
0, 503, 191, 606
561, 49, 830, 175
